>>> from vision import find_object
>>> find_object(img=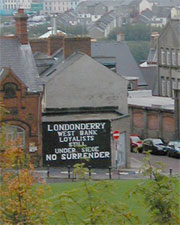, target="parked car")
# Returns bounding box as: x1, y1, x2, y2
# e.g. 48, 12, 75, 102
142, 138, 167, 155
166, 140, 180, 158
130, 135, 143, 152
